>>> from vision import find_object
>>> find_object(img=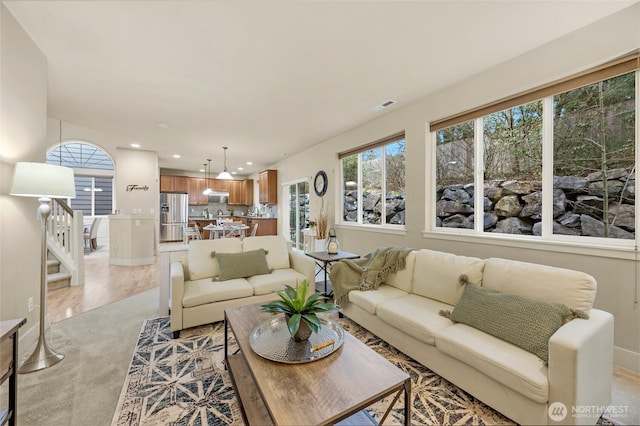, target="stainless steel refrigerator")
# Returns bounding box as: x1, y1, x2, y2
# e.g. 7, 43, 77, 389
160, 193, 188, 242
